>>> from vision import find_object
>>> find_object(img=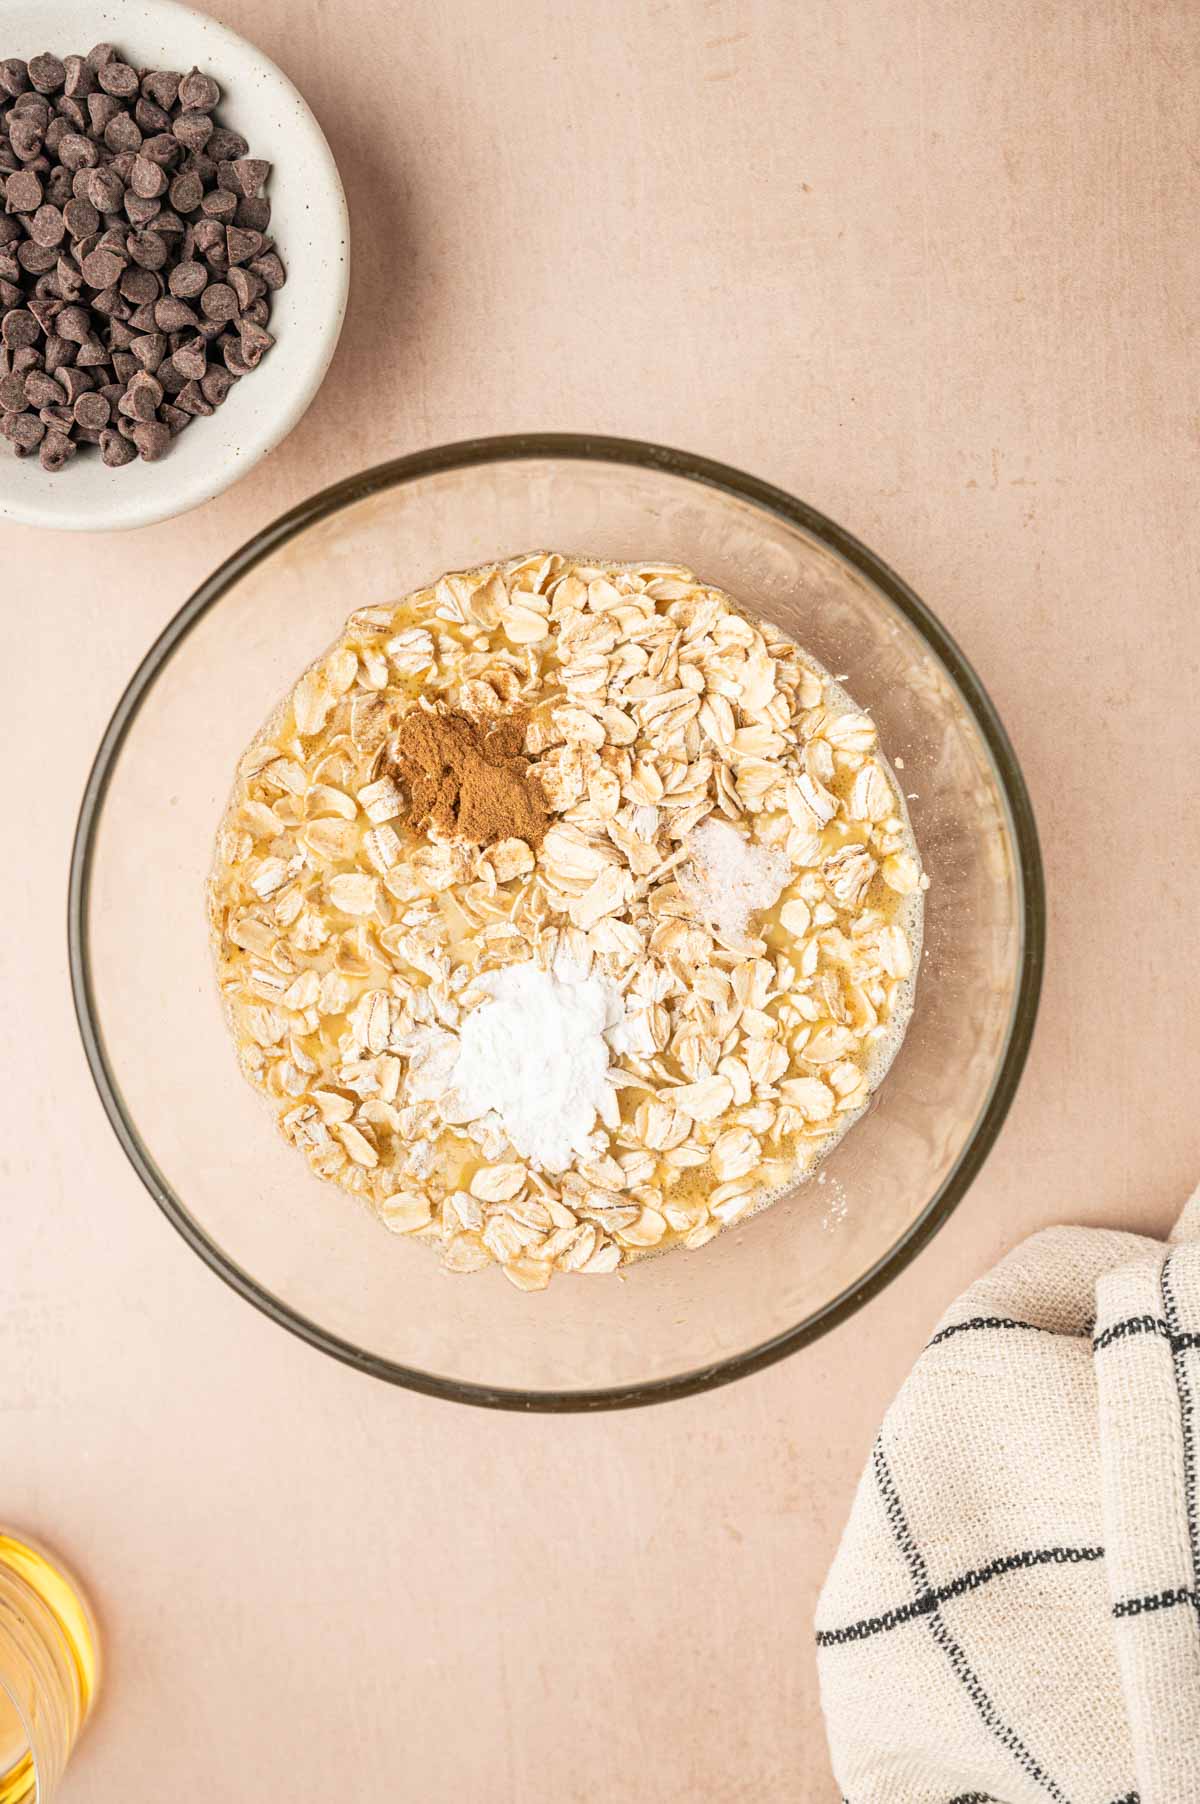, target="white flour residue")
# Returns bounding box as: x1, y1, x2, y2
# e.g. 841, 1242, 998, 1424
681, 817, 791, 939
447, 962, 624, 1171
